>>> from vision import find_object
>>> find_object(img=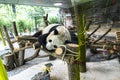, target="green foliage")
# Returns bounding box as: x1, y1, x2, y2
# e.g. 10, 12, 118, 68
17, 19, 34, 34
0, 28, 6, 46
0, 18, 4, 27
5, 20, 12, 32
0, 58, 8, 80
17, 20, 26, 33
26, 20, 34, 32
33, 6, 45, 15
0, 4, 59, 35
48, 16, 59, 24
